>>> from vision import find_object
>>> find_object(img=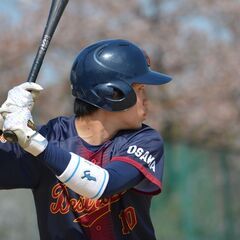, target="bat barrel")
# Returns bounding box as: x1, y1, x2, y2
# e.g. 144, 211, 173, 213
27, 35, 50, 82
3, 0, 69, 142
28, 0, 69, 83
